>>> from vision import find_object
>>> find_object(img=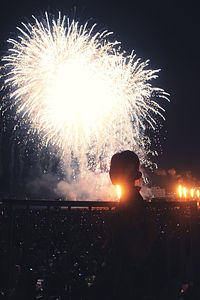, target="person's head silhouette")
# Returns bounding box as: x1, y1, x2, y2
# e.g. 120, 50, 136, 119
109, 150, 142, 200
